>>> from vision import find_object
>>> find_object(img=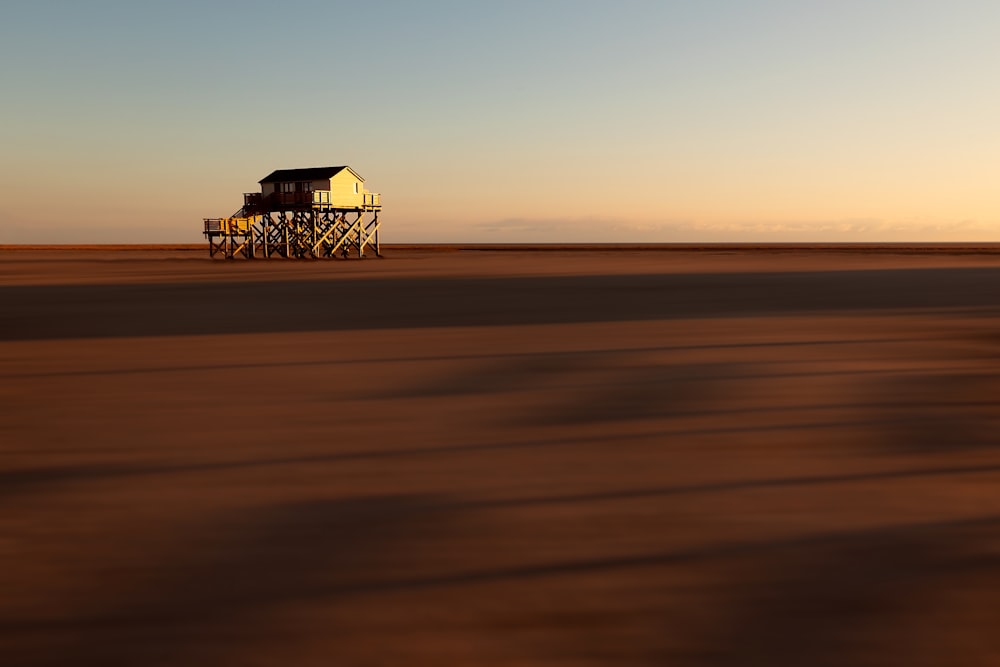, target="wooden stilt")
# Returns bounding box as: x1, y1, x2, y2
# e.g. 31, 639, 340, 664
204, 189, 381, 260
